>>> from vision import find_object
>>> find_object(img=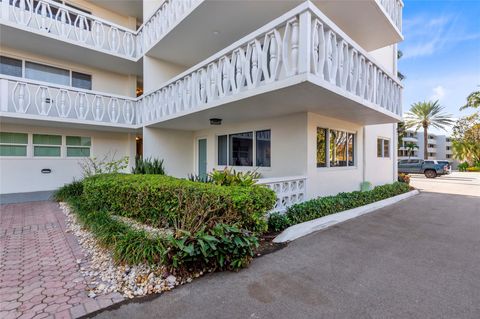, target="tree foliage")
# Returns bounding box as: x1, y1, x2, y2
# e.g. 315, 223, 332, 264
451, 113, 480, 164
460, 91, 480, 110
